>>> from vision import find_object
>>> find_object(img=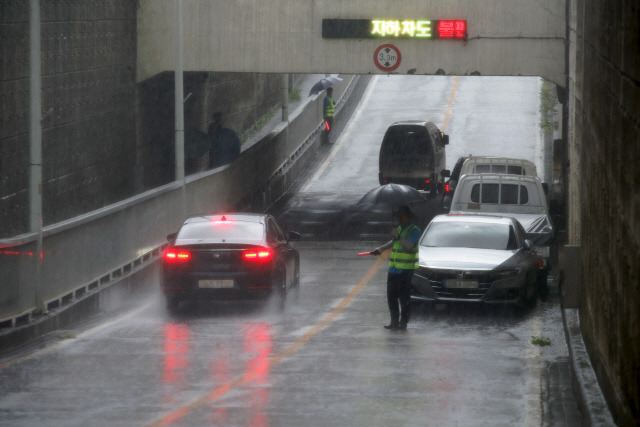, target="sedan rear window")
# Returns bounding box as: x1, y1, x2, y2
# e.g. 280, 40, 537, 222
178, 221, 264, 241
420, 221, 511, 250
